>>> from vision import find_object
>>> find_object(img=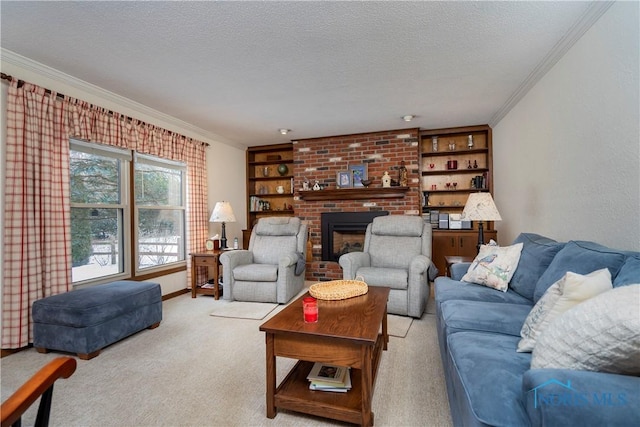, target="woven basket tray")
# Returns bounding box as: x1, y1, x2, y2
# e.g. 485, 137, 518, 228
309, 279, 368, 301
